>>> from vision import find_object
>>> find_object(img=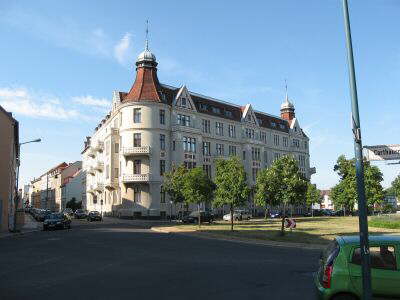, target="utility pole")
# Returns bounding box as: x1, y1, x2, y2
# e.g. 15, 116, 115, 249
342, 1, 372, 299
46, 172, 49, 210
